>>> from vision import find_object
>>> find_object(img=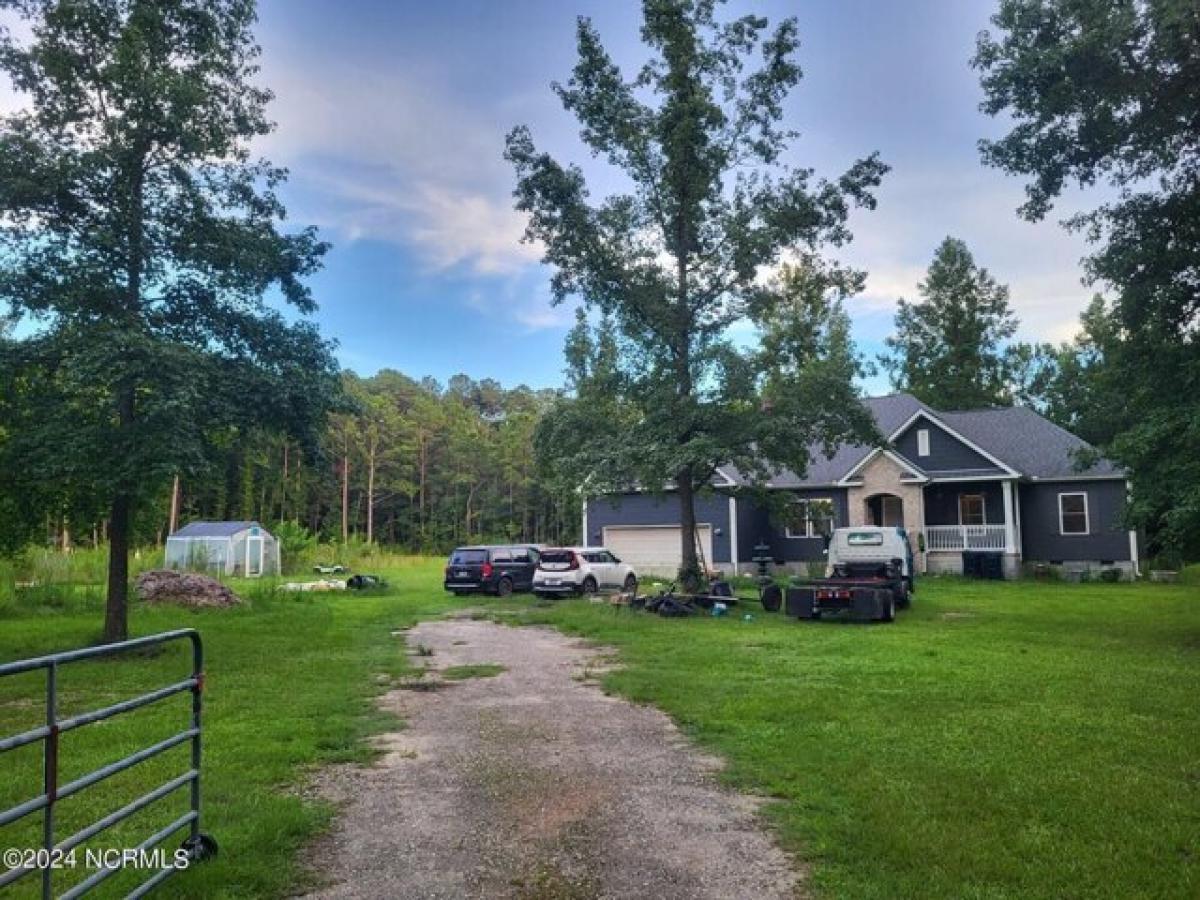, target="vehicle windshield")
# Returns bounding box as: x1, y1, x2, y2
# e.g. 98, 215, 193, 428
846, 532, 884, 546
539, 550, 575, 564
449, 549, 488, 565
